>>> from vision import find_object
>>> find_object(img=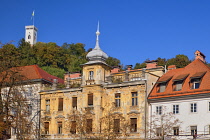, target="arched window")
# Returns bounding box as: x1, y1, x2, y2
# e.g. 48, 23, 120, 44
28, 35, 31, 39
